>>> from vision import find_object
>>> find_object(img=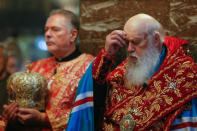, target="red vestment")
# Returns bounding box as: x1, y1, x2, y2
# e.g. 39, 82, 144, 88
93, 36, 197, 131
30, 53, 94, 131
